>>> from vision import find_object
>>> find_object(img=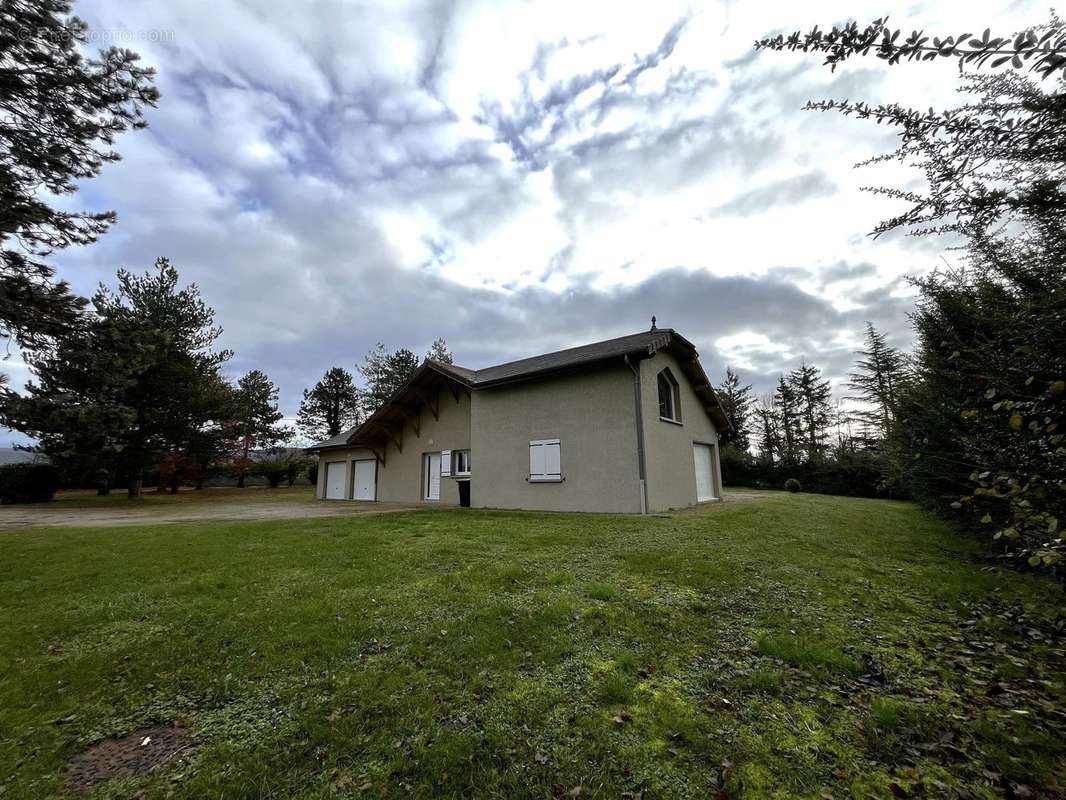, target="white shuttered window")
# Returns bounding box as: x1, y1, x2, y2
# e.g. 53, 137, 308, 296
529, 439, 562, 482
